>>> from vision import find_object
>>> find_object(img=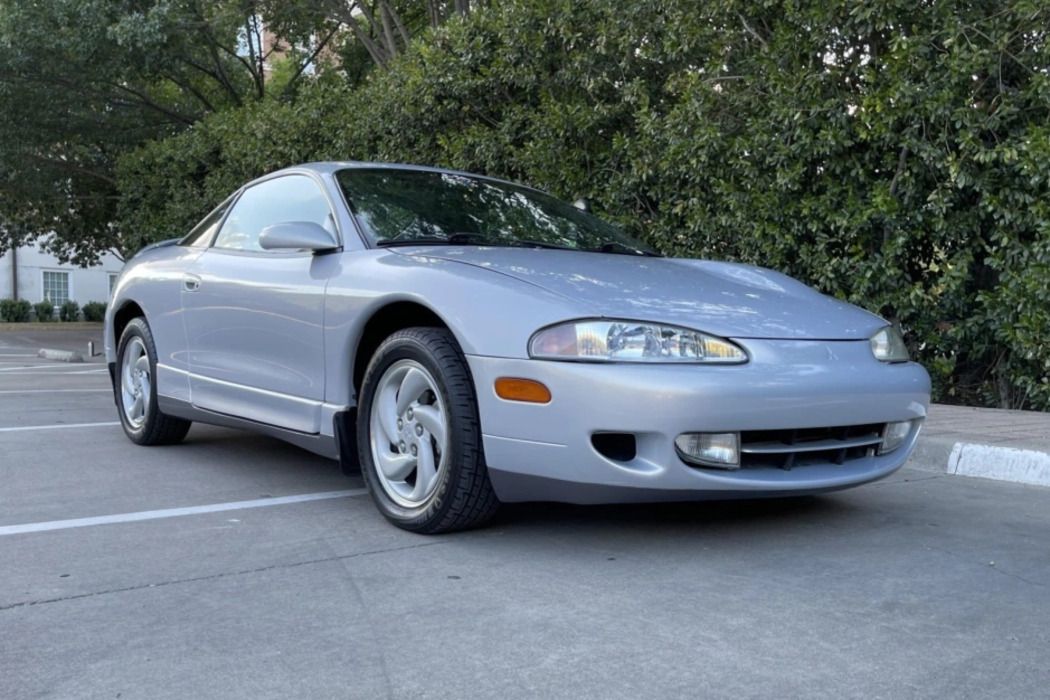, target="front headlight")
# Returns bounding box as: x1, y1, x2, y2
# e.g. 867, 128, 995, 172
529, 319, 748, 363
870, 325, 909, 362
